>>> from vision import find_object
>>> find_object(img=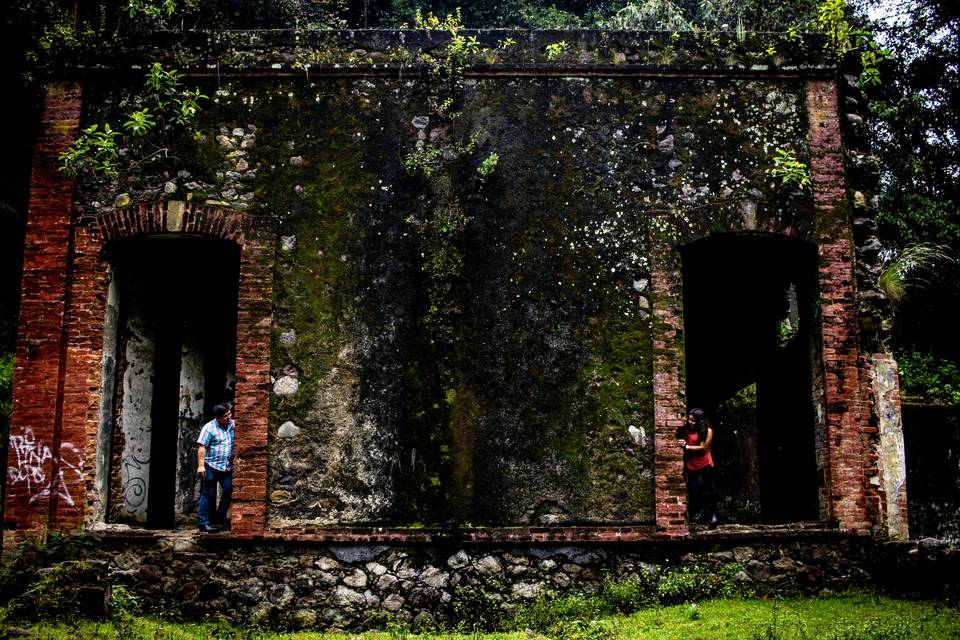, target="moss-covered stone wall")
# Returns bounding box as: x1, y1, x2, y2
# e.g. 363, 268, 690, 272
65, 31, 821, 529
